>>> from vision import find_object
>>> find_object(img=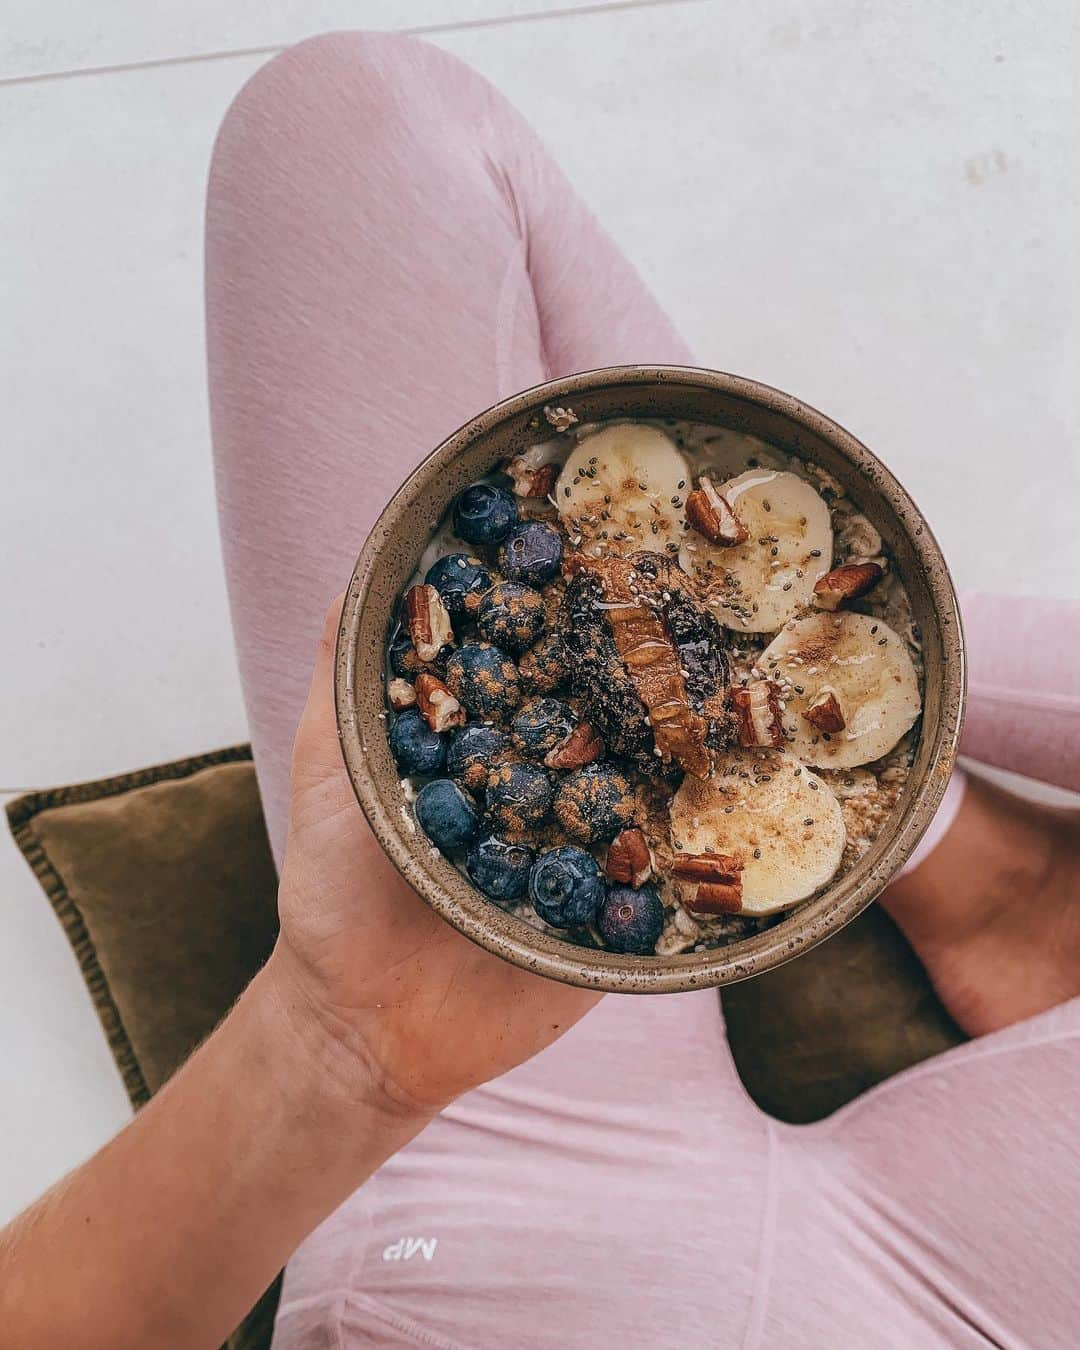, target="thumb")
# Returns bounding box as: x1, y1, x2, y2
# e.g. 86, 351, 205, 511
289, 594, 353, 793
